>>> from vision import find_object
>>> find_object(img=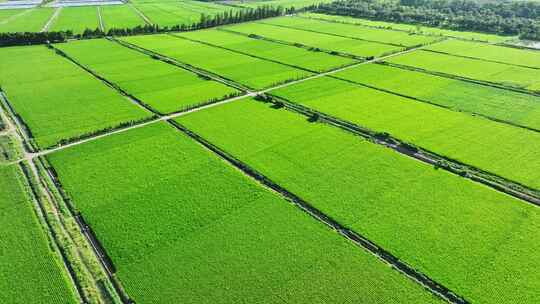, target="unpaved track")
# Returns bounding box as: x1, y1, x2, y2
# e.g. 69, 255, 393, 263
41, 7, 61, 32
